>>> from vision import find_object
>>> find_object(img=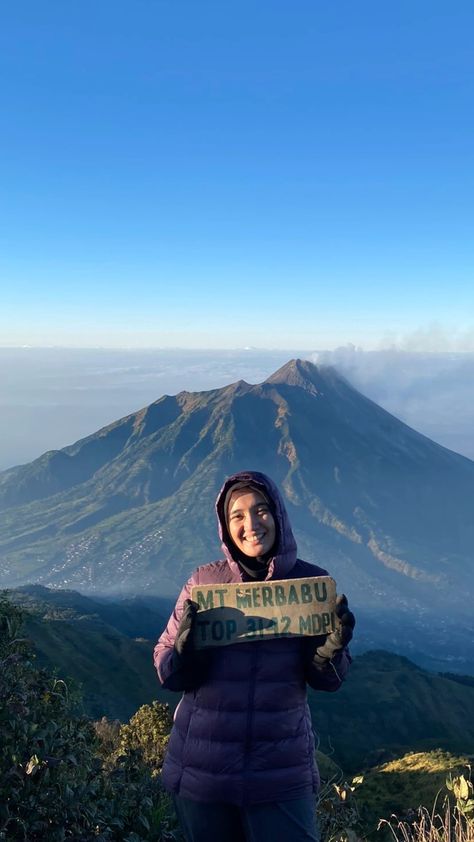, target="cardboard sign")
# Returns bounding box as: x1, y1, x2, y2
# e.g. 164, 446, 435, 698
191, 576, 336, 648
